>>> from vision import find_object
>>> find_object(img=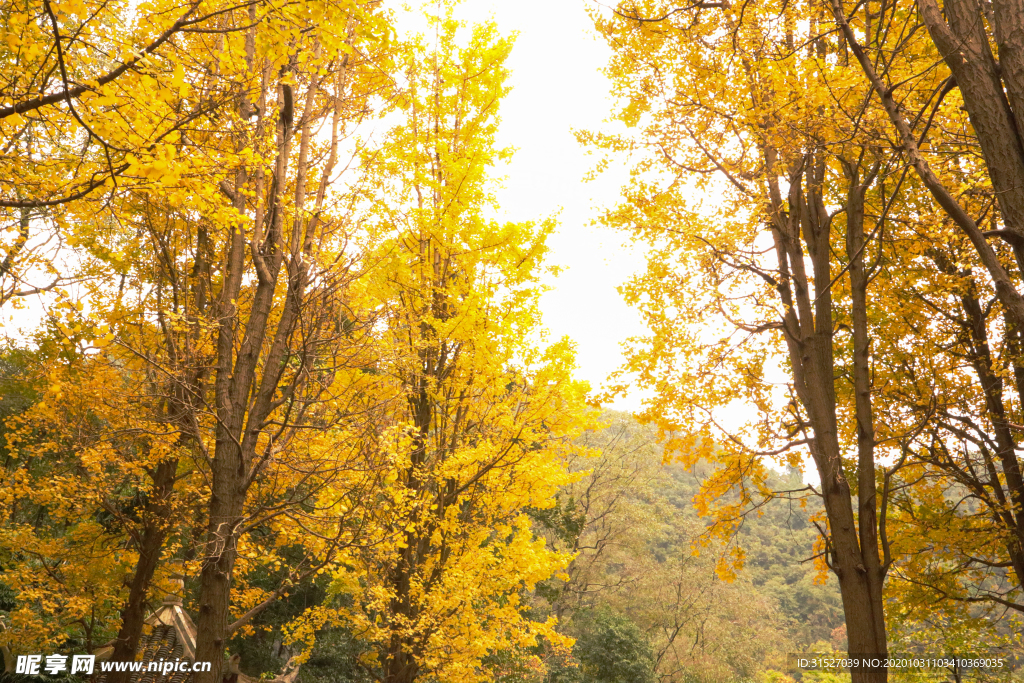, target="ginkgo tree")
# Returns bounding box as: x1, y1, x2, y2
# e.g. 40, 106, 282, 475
589, 0, 1024, 677
0, 0, 312, 306
827, 0, 1024, 616
584, 2, 933, 680
4, 0, 396, 678
0, 339, 202, 658
324, 13, 596, 683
